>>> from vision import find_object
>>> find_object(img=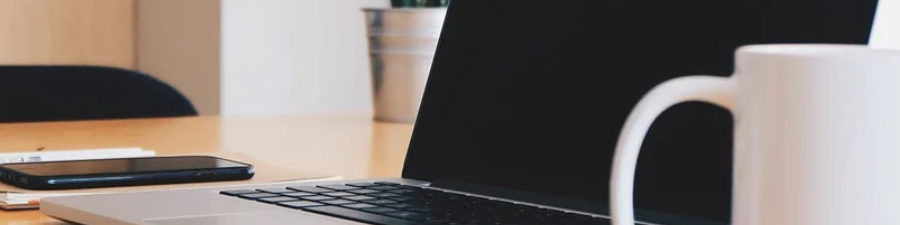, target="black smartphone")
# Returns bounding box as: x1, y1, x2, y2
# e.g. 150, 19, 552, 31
0, 156, 255, 190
